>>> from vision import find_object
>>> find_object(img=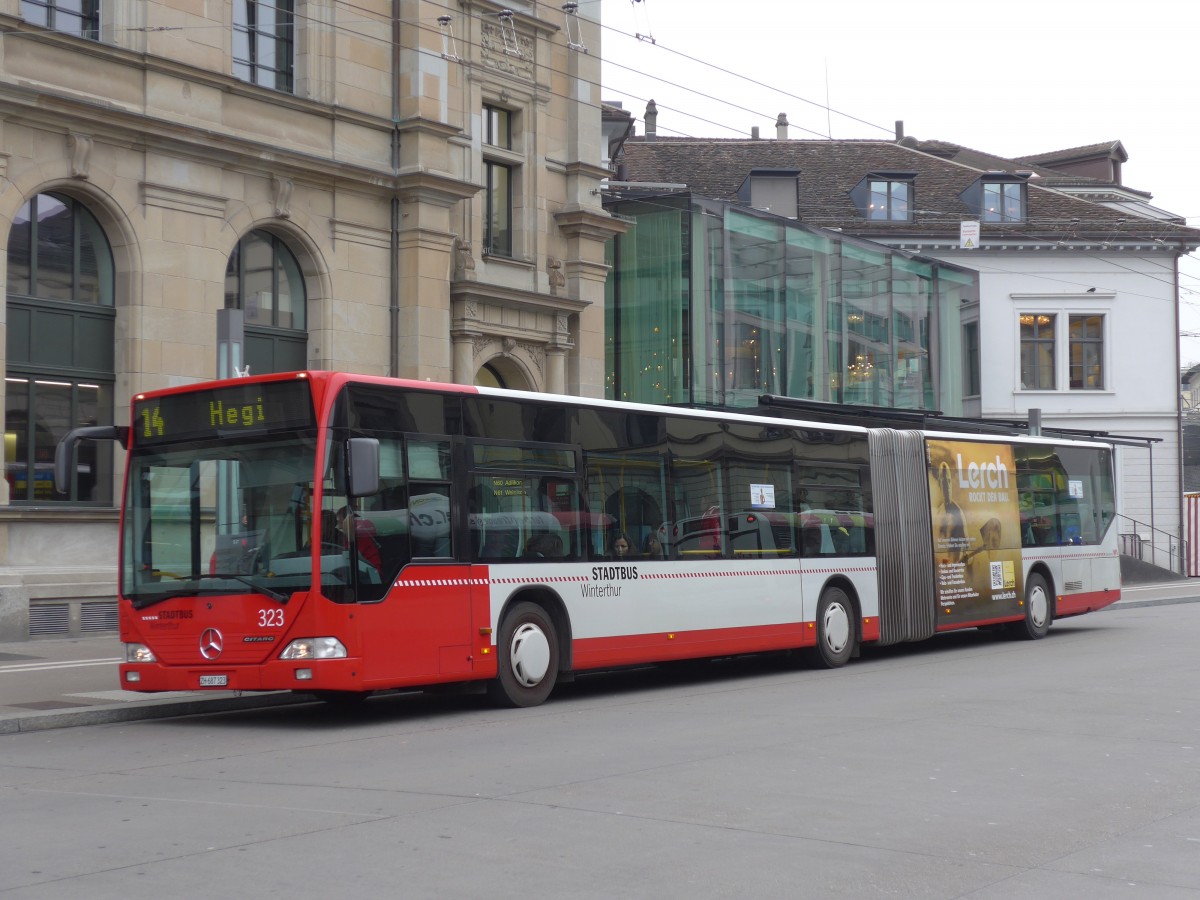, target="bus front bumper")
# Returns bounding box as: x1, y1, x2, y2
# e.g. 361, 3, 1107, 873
119, 657, 364, 693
